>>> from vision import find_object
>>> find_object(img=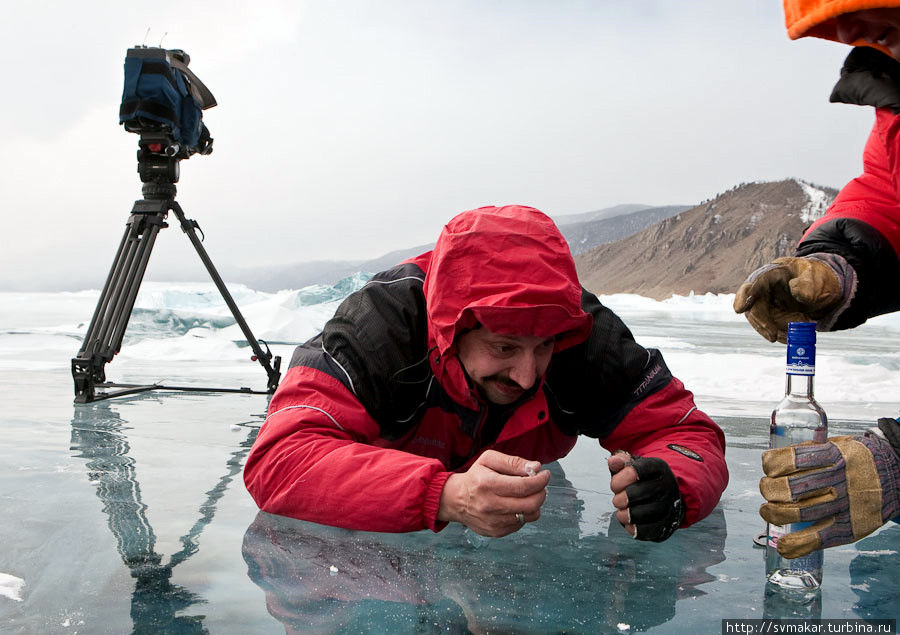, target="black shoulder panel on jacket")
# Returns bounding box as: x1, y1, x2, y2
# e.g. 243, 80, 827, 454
290, 333, 344, 377
830, 47, 900, 113
797, 217, 900, 328
289, 262, 439, 438
544, 288, 672, 438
